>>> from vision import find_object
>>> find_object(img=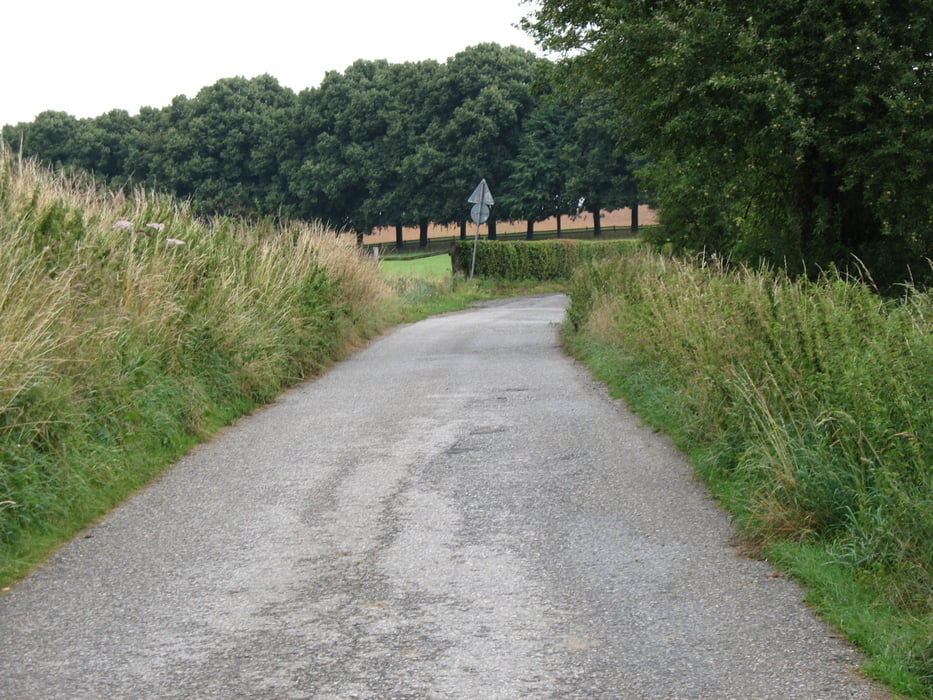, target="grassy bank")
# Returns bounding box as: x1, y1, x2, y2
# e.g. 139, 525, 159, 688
0, 151, 393, 585
564, 249, 932, 696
